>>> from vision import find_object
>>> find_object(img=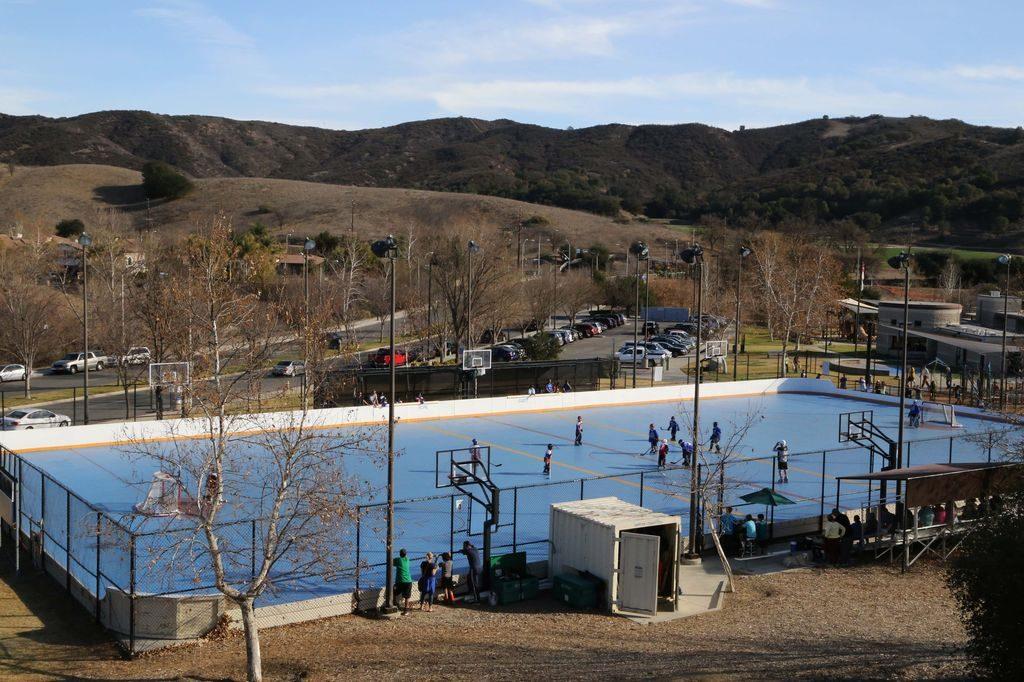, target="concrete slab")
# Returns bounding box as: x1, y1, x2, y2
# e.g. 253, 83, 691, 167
623, 555, 727, 625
